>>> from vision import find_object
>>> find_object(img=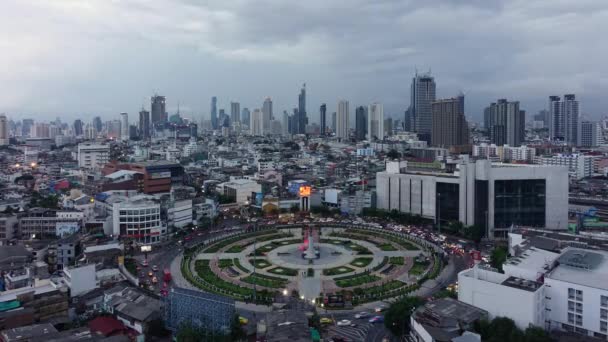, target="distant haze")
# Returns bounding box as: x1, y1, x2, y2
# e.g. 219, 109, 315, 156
2, 0, 607, 123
